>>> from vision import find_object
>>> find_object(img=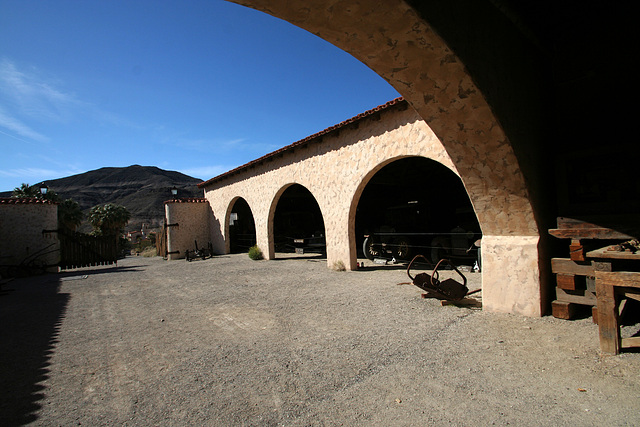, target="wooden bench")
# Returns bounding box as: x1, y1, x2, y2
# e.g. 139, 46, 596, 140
587, 246, 640, 354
